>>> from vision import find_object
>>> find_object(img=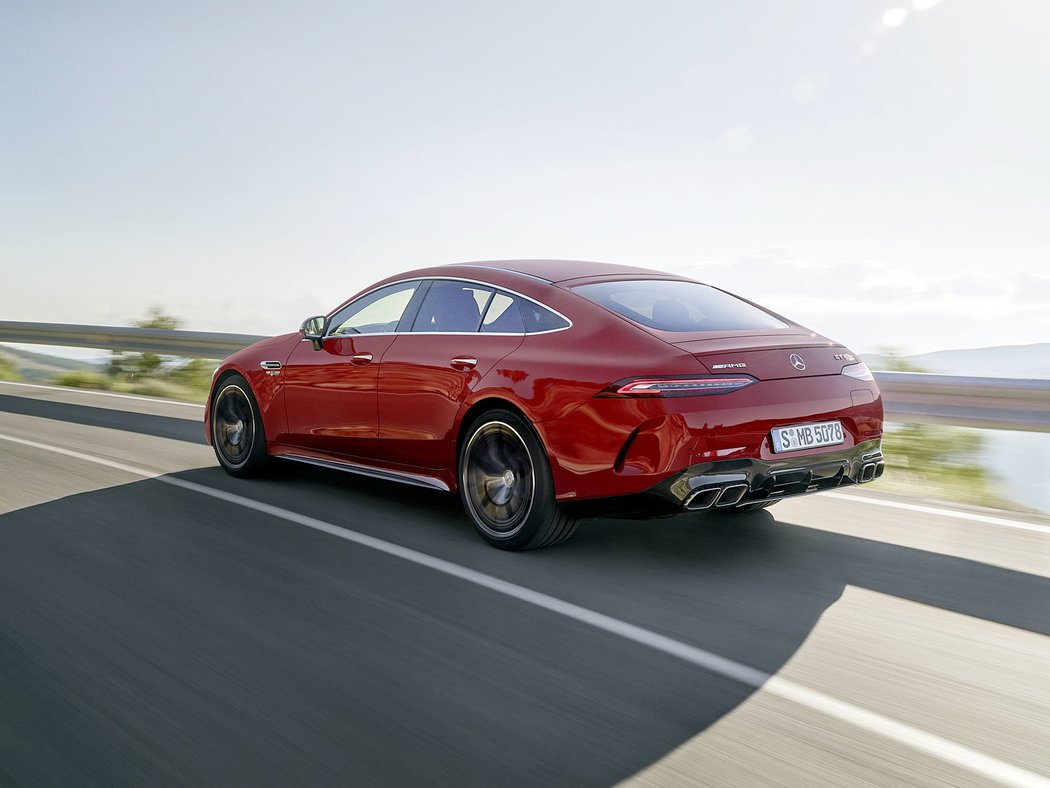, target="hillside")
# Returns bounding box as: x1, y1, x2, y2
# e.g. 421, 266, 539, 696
0, 345, 105, 383
866, 343, 1050, 378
